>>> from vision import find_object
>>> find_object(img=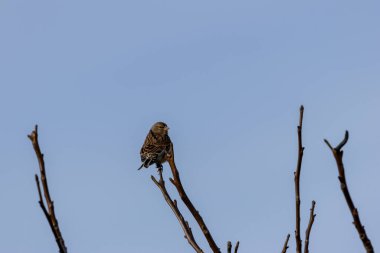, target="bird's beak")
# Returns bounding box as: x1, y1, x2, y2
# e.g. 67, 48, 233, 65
165, 126, 169, 131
